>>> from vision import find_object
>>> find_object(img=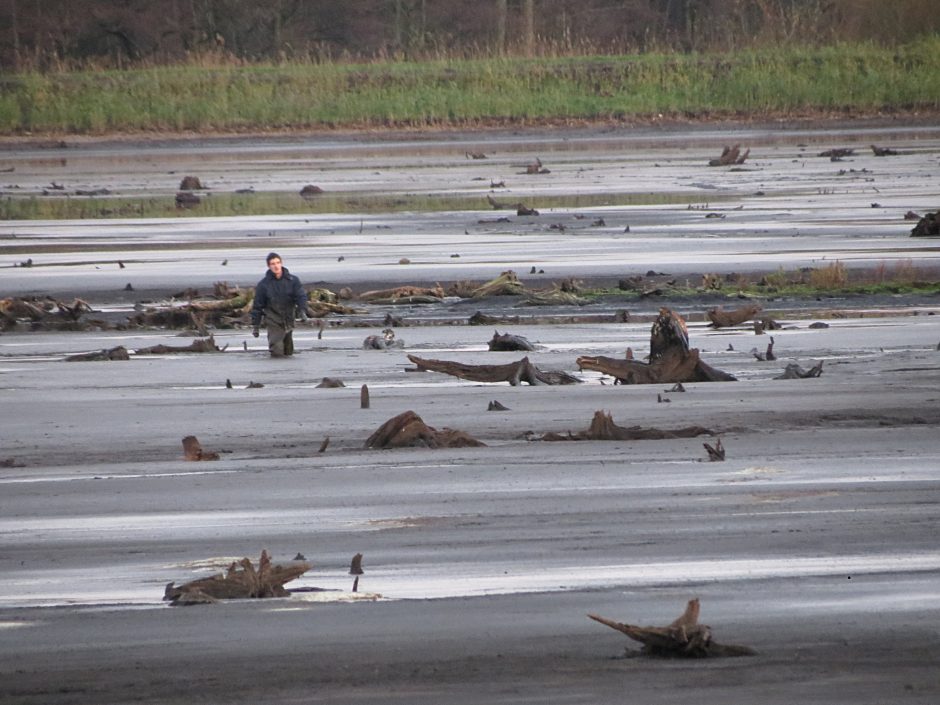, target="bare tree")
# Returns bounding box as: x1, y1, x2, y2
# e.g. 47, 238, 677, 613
523, 0, 535, 55
496, 0, 507, 53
